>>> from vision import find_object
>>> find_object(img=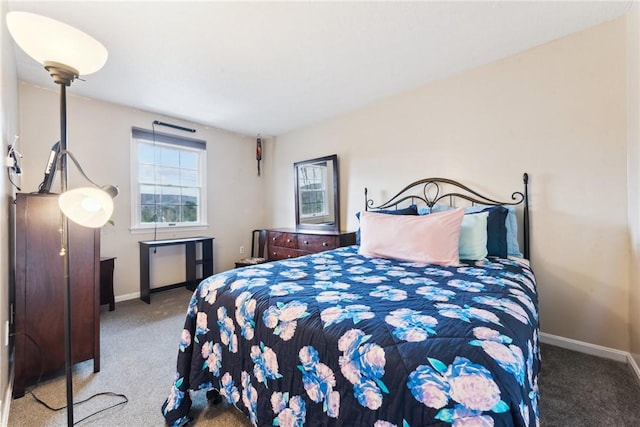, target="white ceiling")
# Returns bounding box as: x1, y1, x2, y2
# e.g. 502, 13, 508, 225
6, 1, 634, 137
